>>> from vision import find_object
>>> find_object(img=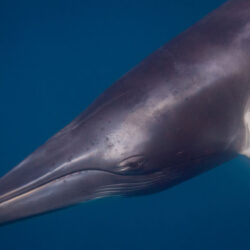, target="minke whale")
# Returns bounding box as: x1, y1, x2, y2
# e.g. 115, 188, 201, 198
1, 0, 250, 225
